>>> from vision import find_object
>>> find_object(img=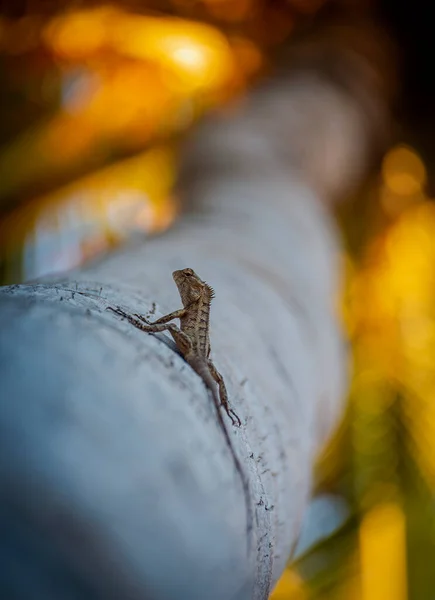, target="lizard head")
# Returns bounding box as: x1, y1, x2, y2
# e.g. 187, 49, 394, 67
172, 268, 214, 304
